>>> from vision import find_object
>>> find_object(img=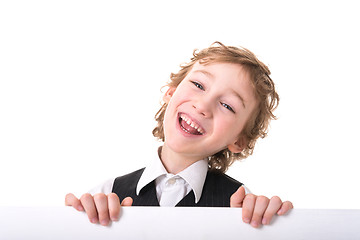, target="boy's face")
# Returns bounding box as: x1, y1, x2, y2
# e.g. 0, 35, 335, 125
163, 62, 258, 162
